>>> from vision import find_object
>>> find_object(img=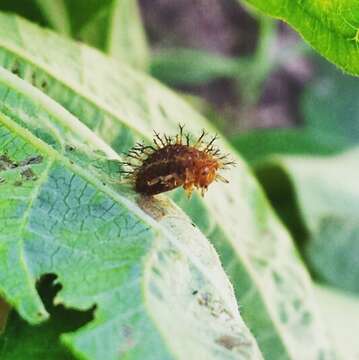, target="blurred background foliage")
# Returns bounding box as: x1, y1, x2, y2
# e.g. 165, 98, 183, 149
0, 0, 358, 356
